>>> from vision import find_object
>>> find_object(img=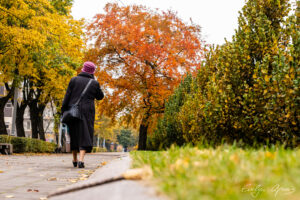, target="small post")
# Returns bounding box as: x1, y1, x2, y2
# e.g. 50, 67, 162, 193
58, 123, 63, 148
